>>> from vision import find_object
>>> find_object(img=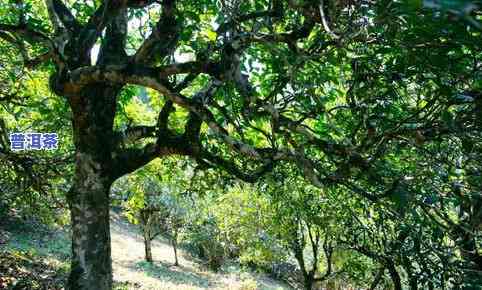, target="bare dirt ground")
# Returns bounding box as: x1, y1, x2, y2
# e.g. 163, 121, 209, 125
110, 211, 294, 290
0, 211, 293, 290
